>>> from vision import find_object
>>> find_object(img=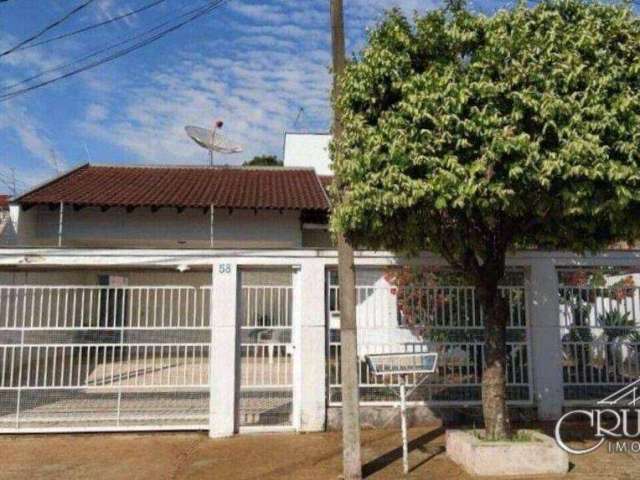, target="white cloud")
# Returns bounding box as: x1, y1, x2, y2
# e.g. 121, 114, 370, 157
0, 33, 68, 91
0, 101, 67, 190
229, 3, 291, 25
10, 114, 65, 172
77, 0, 444, 166
0, 22, 102, 182
78, 0, 333, 165
86, 103, 108, 122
